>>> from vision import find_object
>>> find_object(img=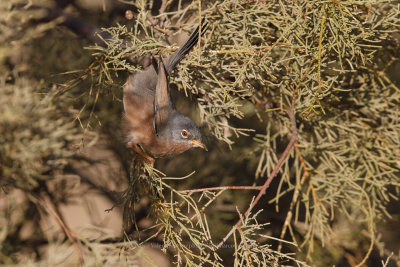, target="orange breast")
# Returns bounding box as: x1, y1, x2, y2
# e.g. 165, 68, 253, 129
123, 90, 156, 148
